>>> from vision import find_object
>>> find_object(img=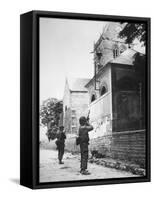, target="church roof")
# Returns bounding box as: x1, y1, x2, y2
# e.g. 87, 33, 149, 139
102, 22, 125, 41
110, 48, 145, 66
94, 22, 125, 50
67, 77, 90, 92
85, 48, 145, 88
